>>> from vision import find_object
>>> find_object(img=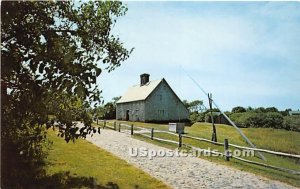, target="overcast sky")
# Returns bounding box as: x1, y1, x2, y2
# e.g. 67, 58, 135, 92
96, 1, 300, 111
